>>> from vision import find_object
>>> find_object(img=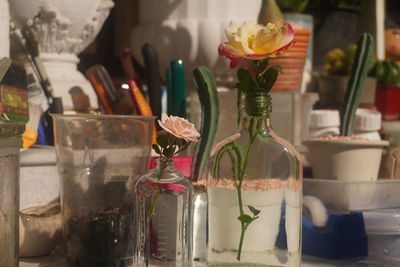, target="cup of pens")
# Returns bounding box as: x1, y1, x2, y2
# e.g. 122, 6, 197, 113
52, 114, 154, 267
